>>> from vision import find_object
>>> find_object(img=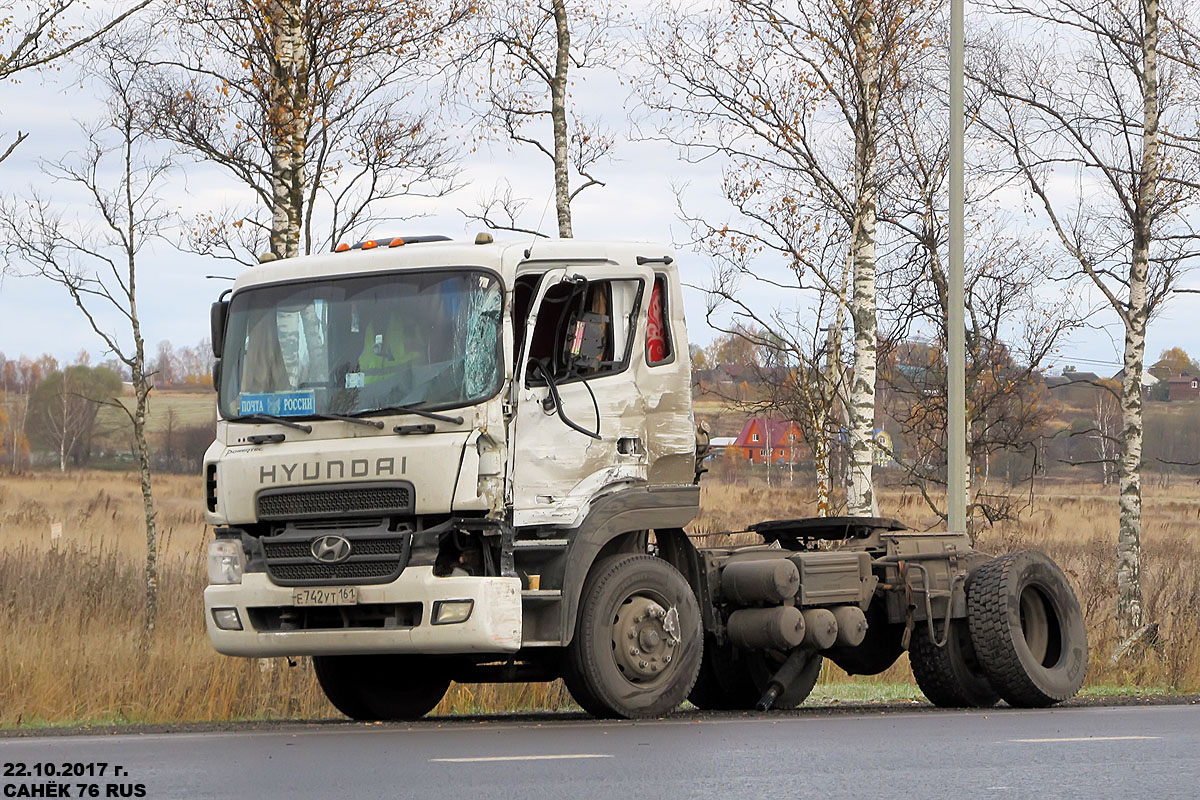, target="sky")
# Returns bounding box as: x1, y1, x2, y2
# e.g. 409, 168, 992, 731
0, 11, 1197, 378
